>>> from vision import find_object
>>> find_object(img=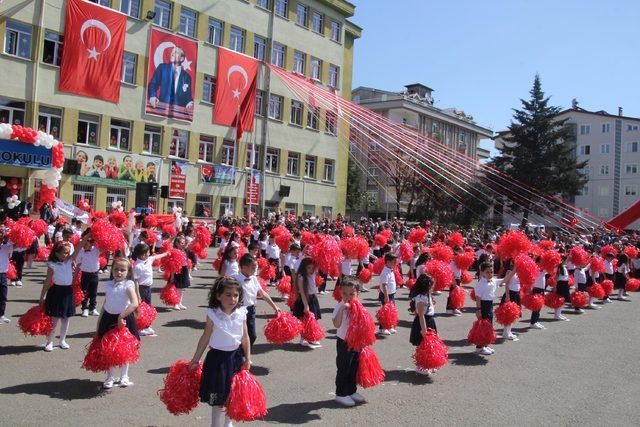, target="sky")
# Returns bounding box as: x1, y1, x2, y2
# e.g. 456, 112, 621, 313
349, 0, 640, 154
